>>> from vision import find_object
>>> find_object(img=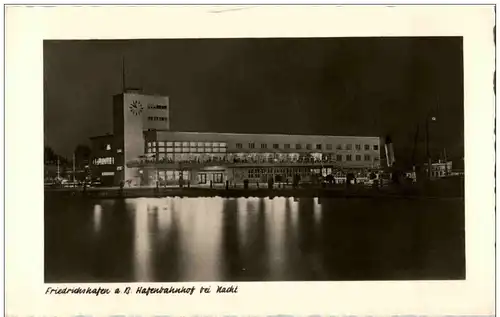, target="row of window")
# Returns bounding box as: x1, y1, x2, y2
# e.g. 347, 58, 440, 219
147, 141, 379, 151
247, 167, 336, 179
236, 143, 378, 151
346, 154, 372, 161
156, 170, 189, 180
146, 142, 227, 154
145, 153, 374, 162
147, 147, 227, 153
147, 116, 168, 122
148, 141, 227, 147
